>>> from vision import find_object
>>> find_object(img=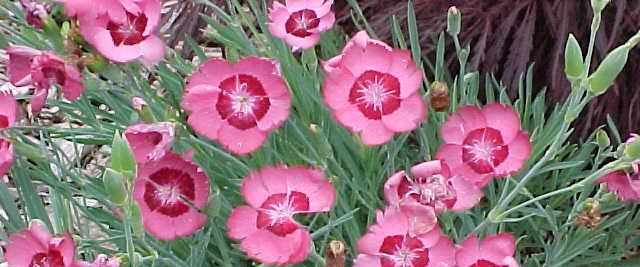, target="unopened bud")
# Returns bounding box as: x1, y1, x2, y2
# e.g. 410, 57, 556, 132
591, 0, 610, 13
325, 240, 346, 267
429, 81, 449, 112
589, 44, 630, 96
131, 97, 148, 111
564, 34, 585, 79
624, 134, 640, 160
595, 129, 610, 149
447, 6, 461, 36
20, 0, 49, 29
